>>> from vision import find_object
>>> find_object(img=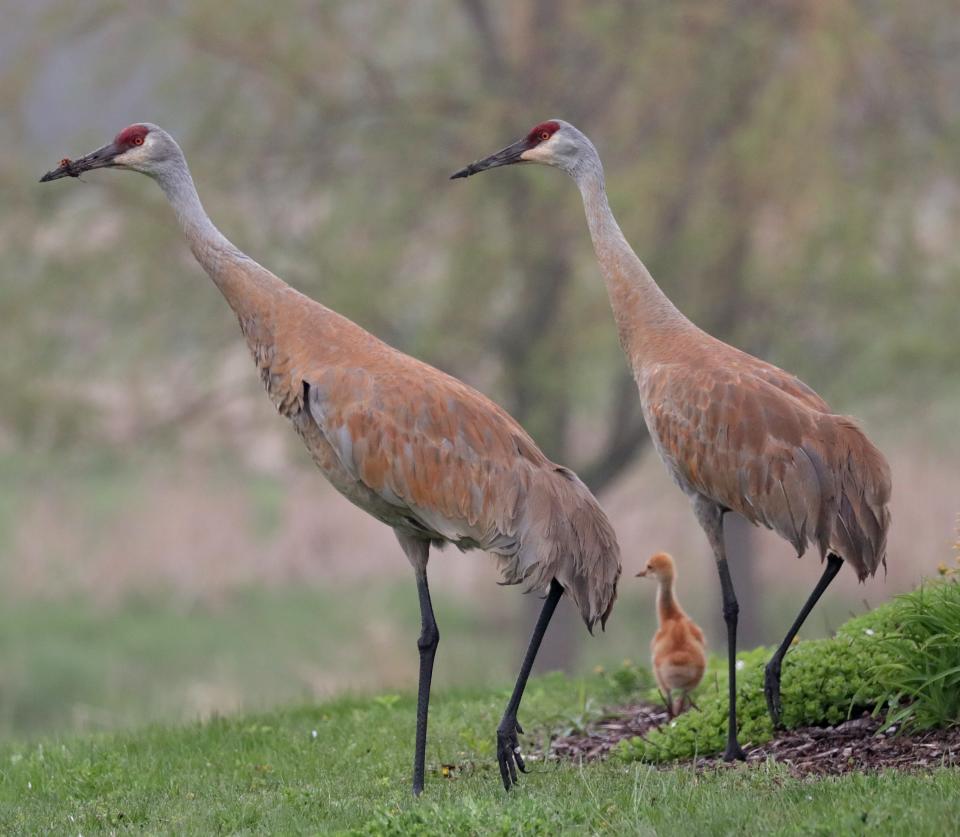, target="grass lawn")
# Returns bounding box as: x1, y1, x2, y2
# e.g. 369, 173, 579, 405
1, 674, 957, 835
